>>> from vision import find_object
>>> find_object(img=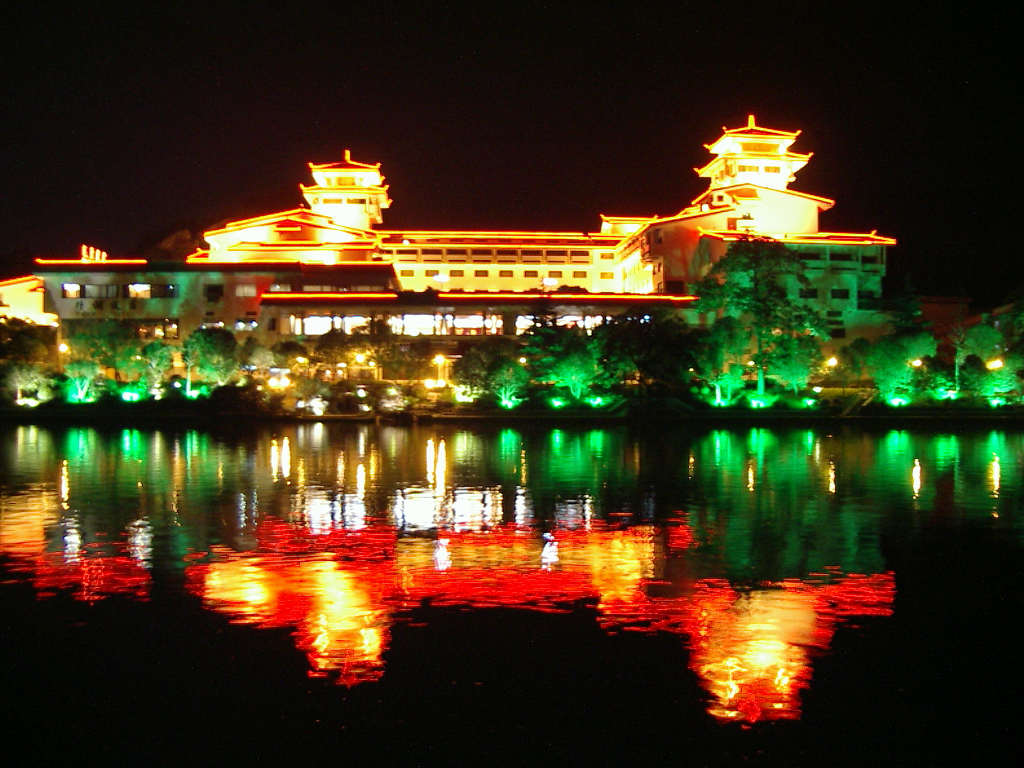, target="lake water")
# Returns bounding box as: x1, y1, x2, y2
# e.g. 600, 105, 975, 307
1, 422, 1021, 766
